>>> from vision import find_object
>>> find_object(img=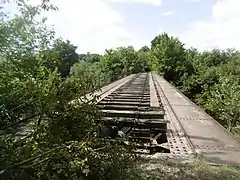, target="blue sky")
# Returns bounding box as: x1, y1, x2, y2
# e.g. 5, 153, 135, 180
111, 0, 215, 36
4, 0, 240, 53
